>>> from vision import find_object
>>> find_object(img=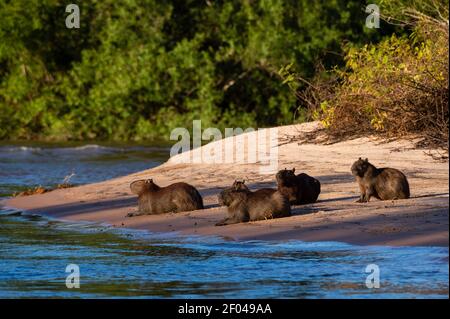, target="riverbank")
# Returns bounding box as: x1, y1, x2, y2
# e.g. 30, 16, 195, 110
2, 122, 449, 247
